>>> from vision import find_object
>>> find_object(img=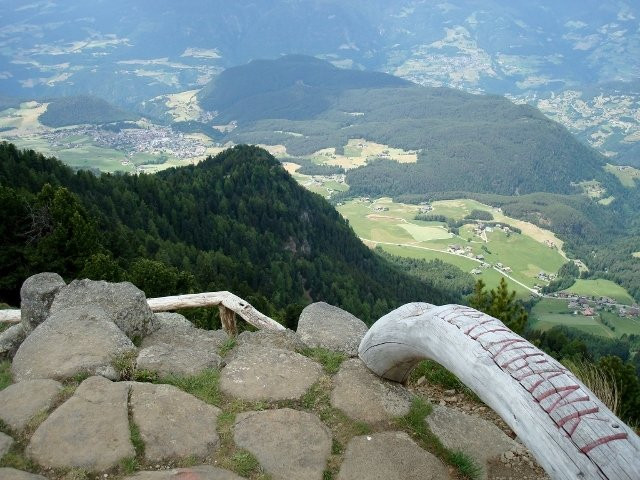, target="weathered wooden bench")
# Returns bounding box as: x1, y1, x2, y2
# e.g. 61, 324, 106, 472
359, 302, 640, 480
